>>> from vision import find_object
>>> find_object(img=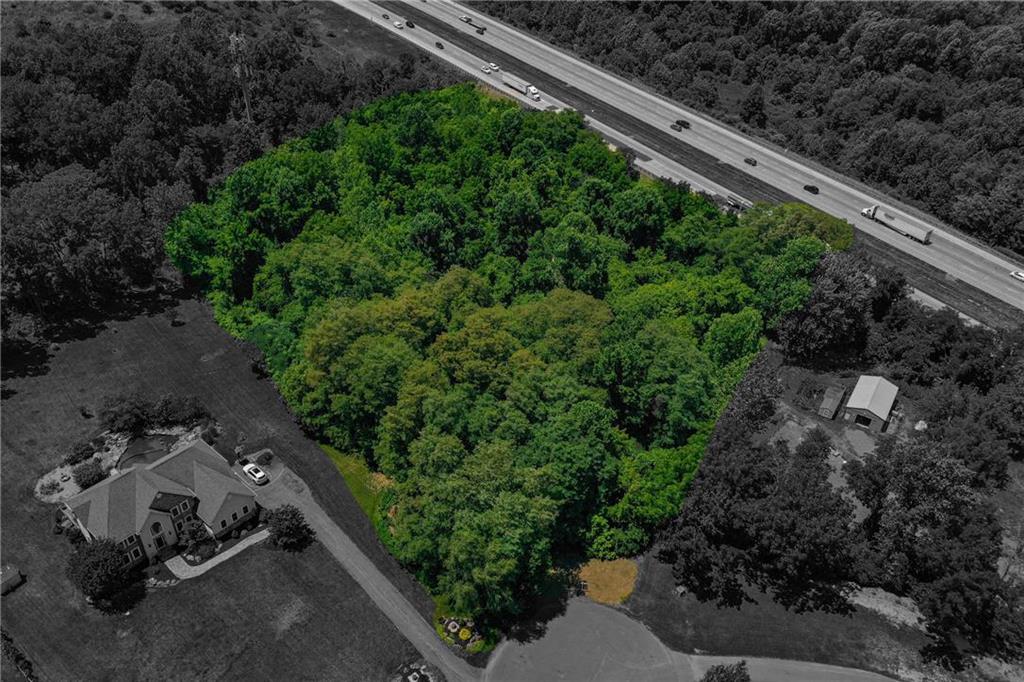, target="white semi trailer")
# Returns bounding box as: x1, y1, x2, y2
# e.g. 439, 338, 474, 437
861, 205, 933, 244
501, 72, 540, 101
